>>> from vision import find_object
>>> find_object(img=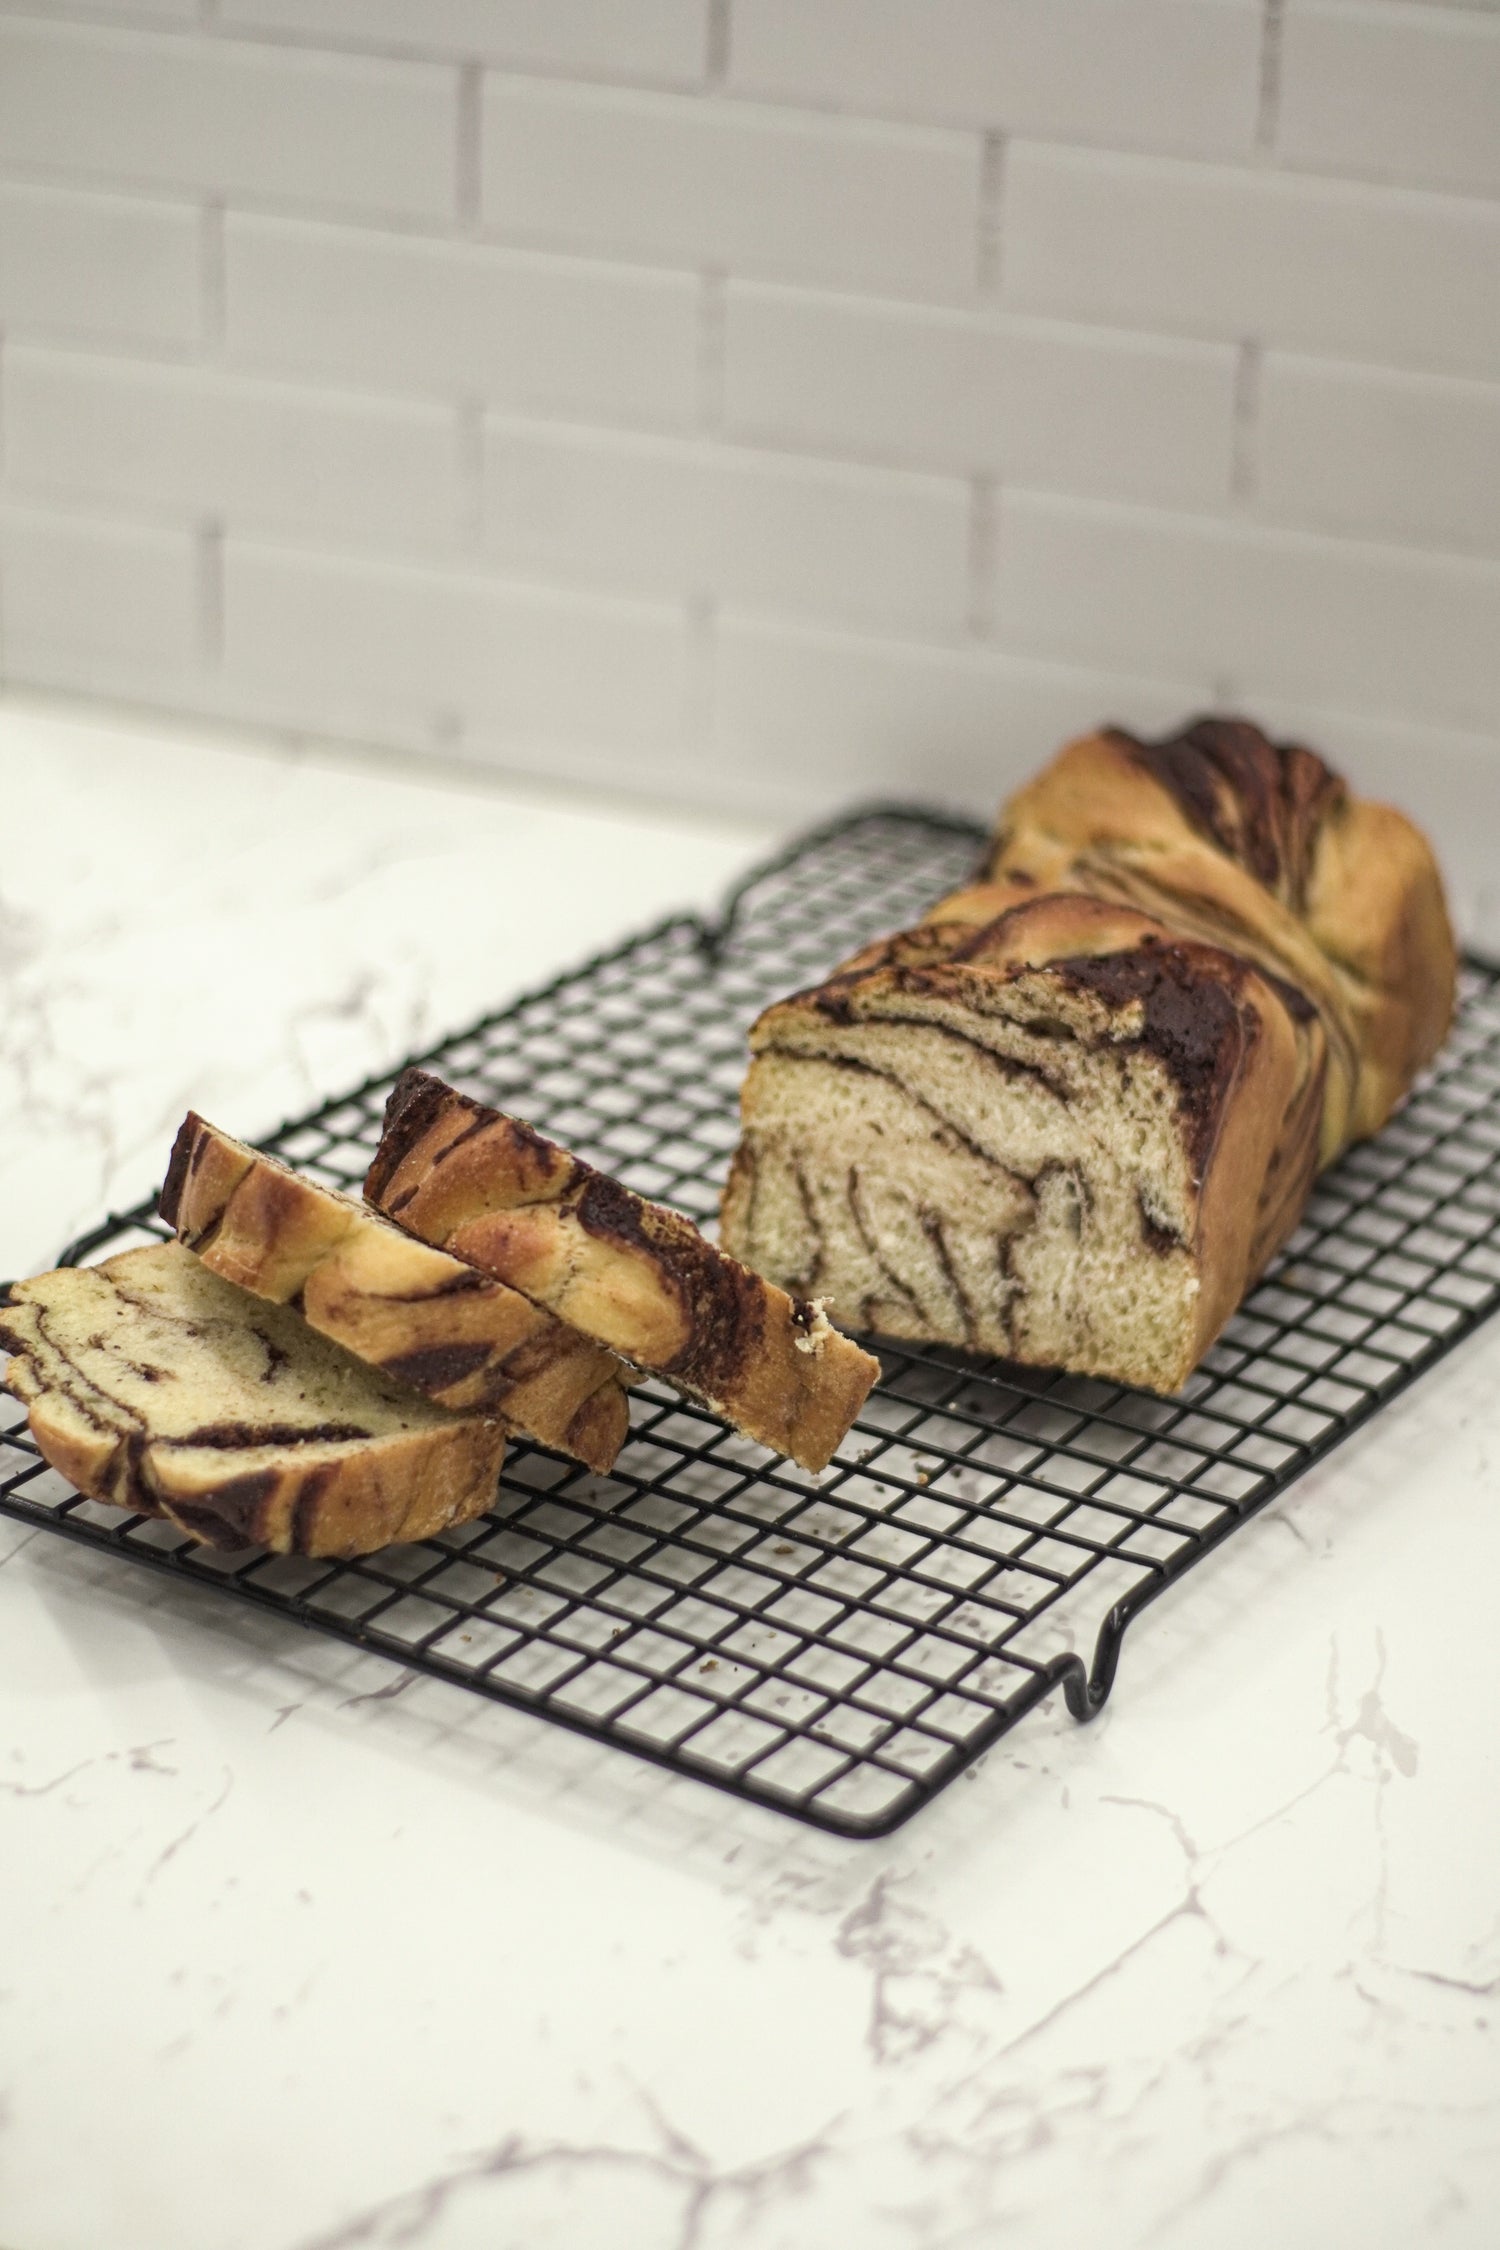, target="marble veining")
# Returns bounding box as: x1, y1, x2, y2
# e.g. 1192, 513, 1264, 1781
0, 699, 1497, 2250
